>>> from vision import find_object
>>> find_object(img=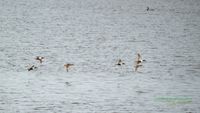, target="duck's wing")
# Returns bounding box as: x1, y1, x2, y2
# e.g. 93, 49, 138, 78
138, 53, 141, 60
134, 53, 141, 62
134, 64, 142, 72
